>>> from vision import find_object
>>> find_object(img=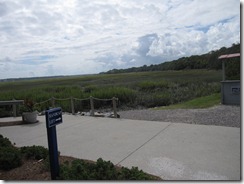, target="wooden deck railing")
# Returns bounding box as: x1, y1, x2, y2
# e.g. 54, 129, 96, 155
0, 97, 119, 118
0, 100, 24, 117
